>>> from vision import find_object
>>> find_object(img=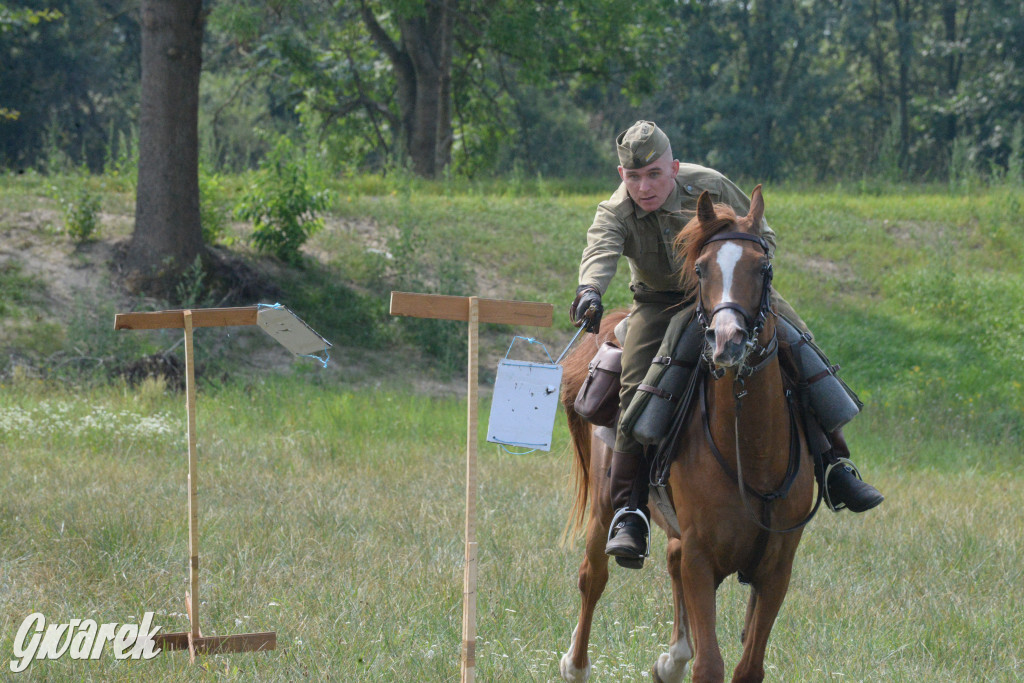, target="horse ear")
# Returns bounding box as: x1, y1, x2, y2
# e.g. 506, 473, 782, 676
748, 184, 765, 231
696, 190, 716, 225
